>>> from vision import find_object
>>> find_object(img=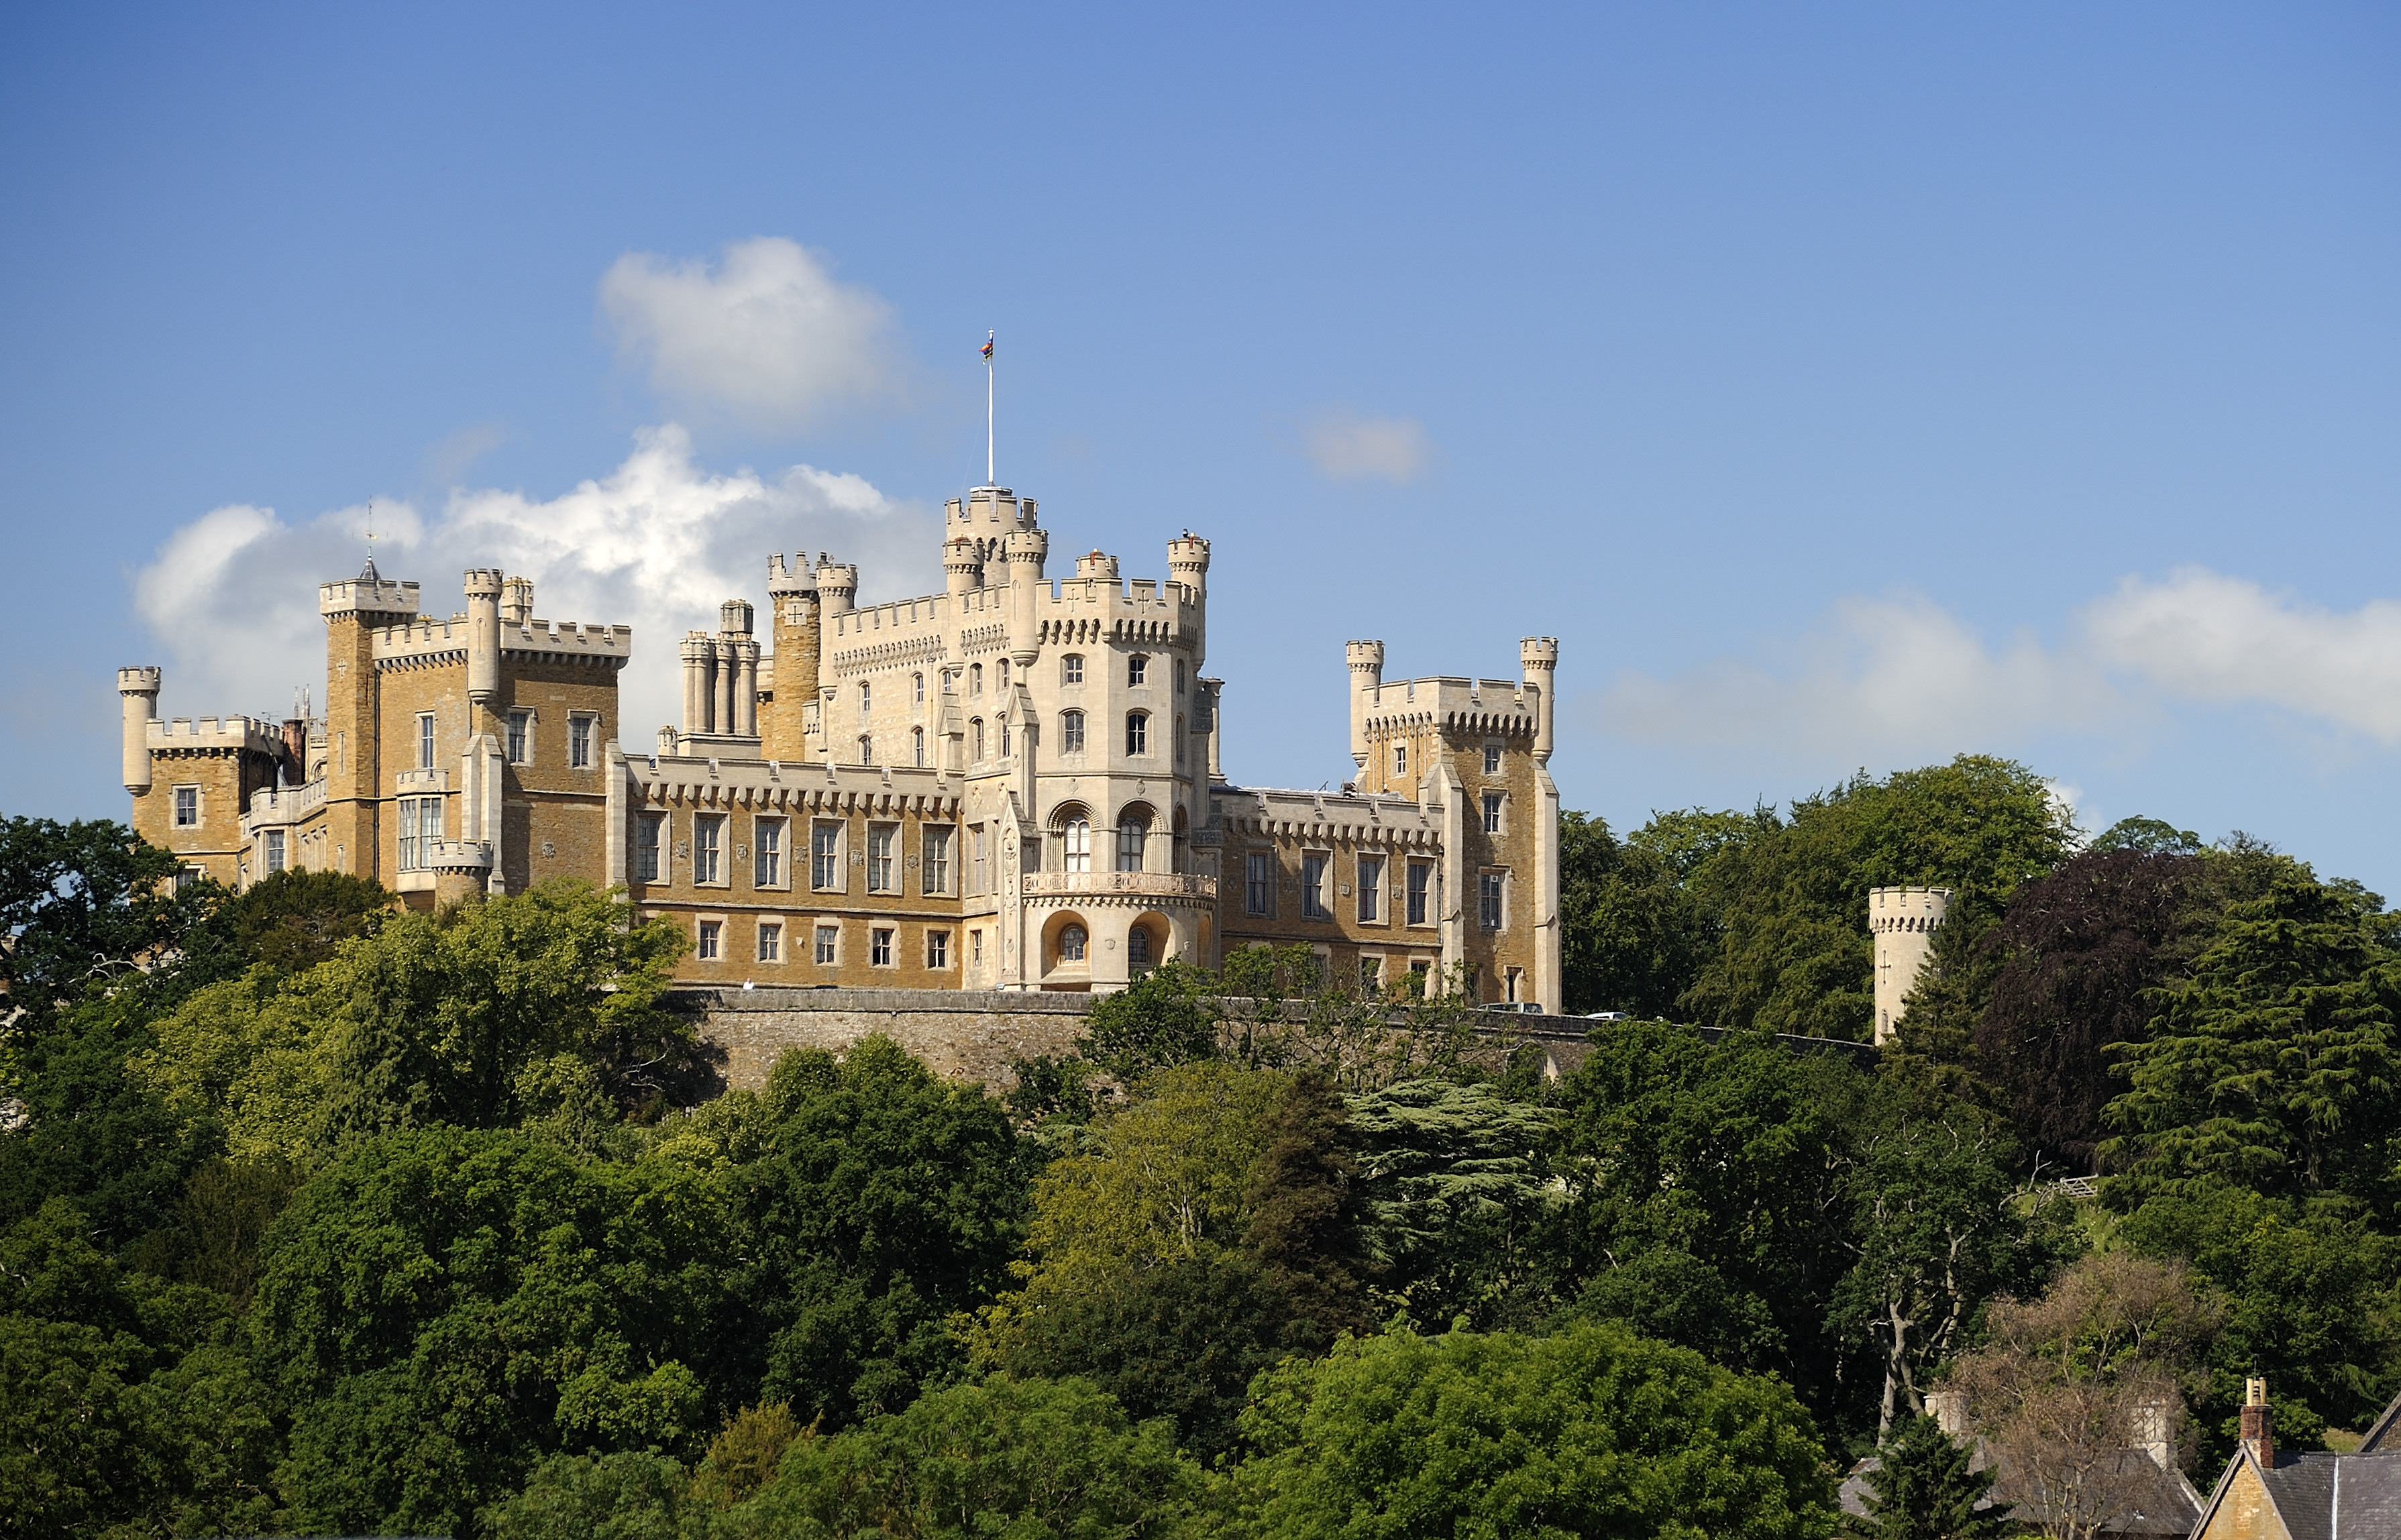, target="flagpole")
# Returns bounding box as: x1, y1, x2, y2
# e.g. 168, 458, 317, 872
985, 330, 995, 485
